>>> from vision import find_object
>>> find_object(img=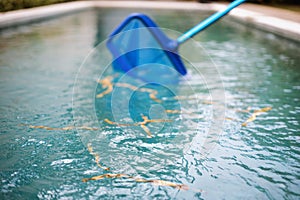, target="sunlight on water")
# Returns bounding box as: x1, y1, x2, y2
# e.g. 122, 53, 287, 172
0, 8, 299, 199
